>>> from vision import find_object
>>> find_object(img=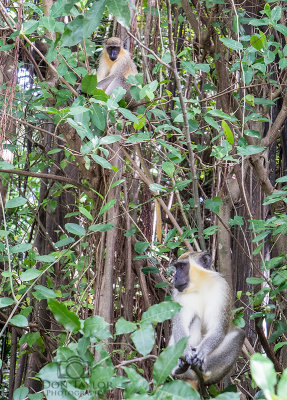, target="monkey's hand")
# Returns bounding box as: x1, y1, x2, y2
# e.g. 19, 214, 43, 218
185, 347, 204, 370
173, 357, 190, 375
